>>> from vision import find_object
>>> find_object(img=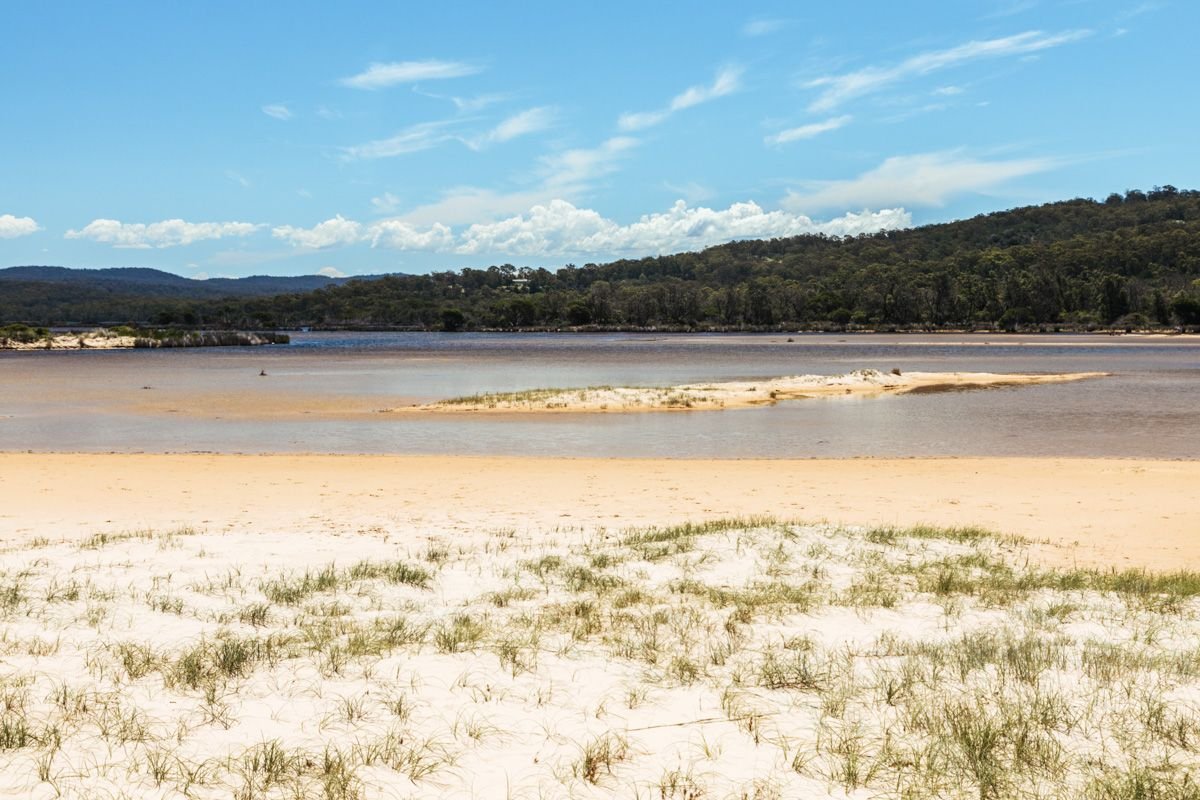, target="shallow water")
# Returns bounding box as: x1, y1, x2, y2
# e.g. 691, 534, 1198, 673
1, 332, 1197, 457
